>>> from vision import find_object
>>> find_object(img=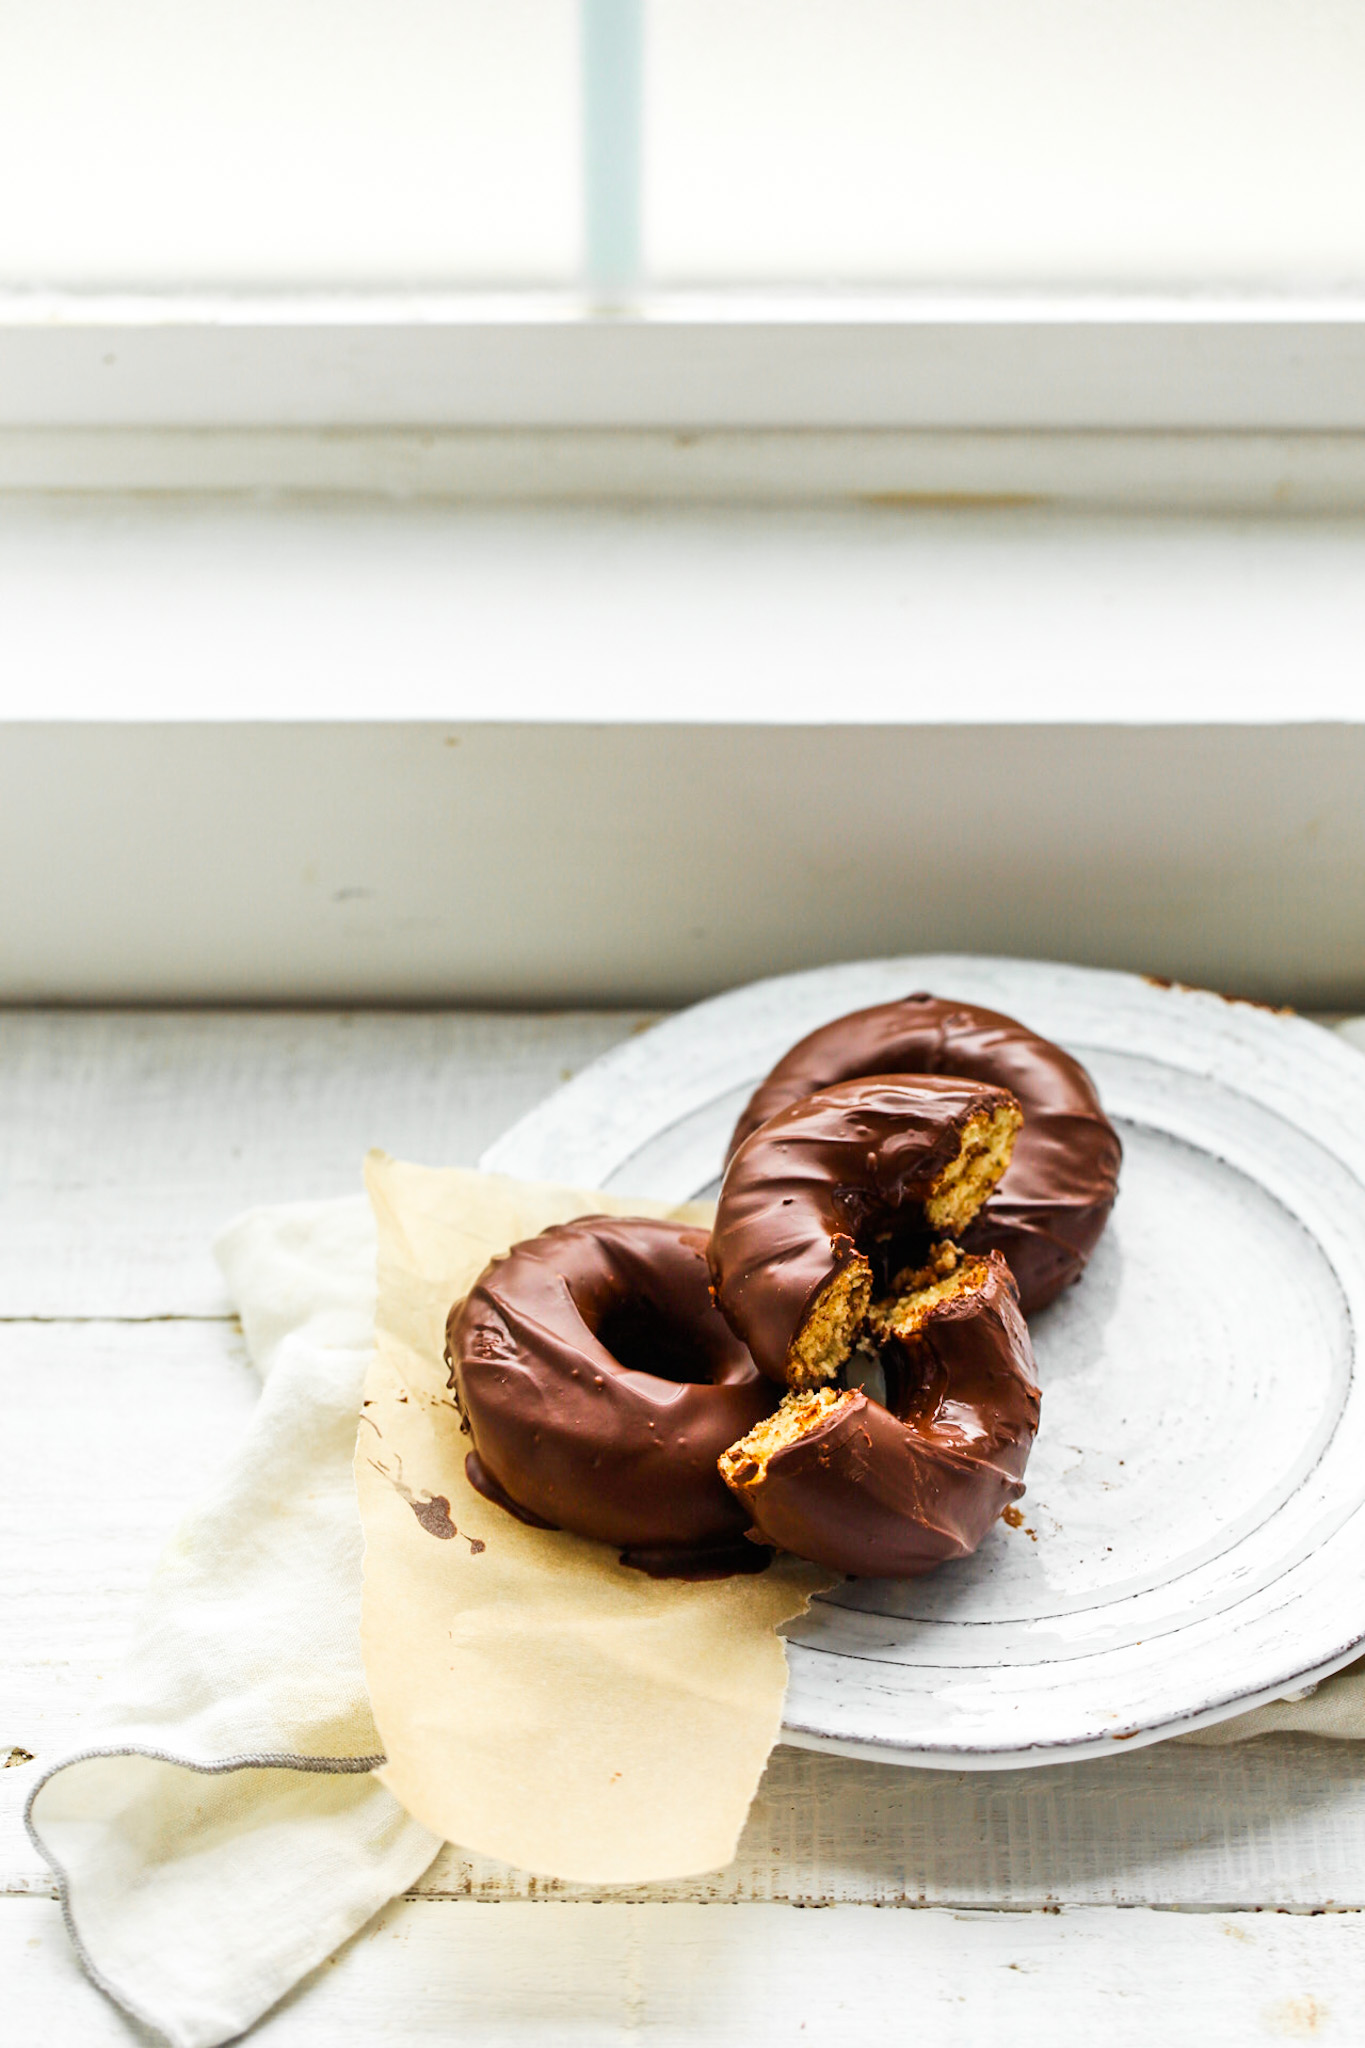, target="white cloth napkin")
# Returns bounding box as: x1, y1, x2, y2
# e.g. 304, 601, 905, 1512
25, 1197, 440, 2048
26, 1012, 1365, 2048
